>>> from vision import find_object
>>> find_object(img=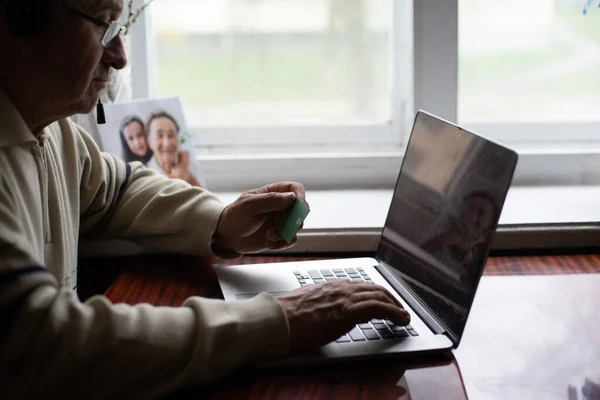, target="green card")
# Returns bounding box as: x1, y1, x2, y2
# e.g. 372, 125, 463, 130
277, 198, 310, 244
